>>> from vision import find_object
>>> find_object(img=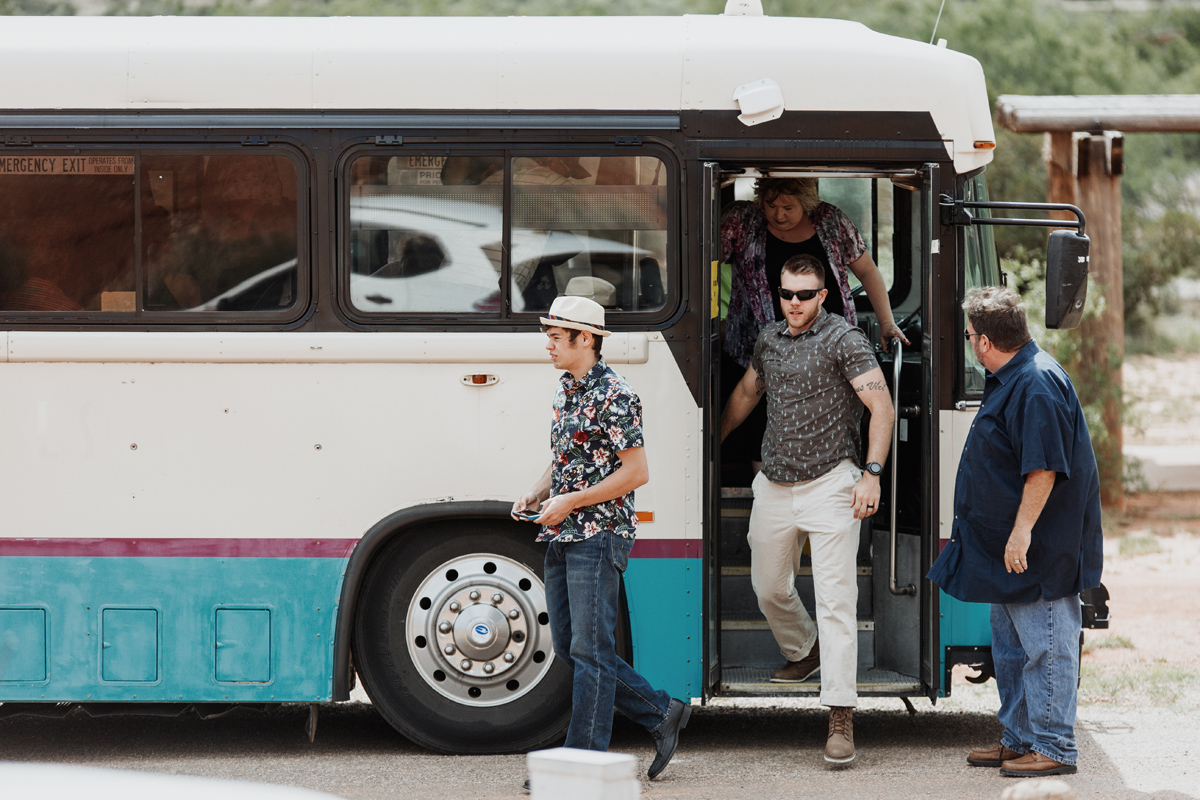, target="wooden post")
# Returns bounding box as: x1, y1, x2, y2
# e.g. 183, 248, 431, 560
1074, 133, 1126, 510
1044, 132, 1075, 221
1002, 96, 1200, 508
